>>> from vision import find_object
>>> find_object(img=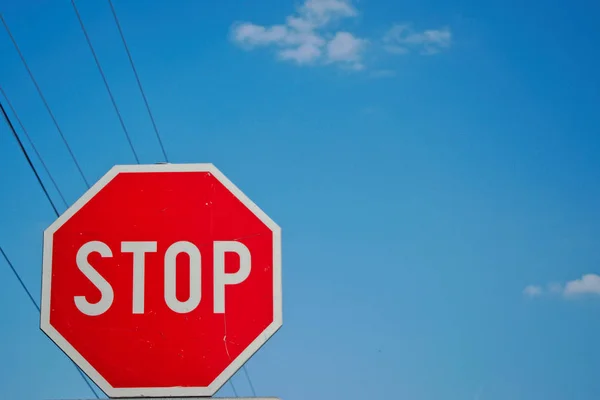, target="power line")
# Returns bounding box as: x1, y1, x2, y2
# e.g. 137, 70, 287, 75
1, 99, 101, 399
106, 0, 169, 162
4, 8, 246, 398
0, 246, 100, 399
69, 0, 140, 164
0, 87, 69, 209
0, 246, 40, 313
1, 101, 61, 216
0, 13, 90, 188
229, 381, 239, 397
243, 365, 257, 397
